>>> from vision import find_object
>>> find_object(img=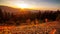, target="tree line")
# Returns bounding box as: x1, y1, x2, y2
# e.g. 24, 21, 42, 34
0, 8, 60, 25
